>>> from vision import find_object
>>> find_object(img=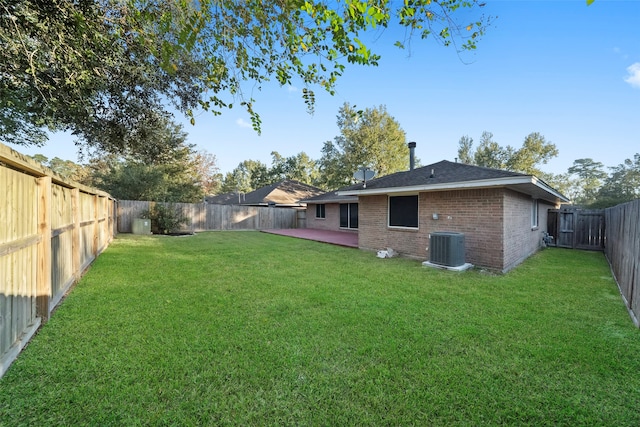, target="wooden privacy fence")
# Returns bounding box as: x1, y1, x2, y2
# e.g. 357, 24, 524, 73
117, 200, 298, 233
0, 143, 115, 377
547, 207, 605, 250
605, 200, 640, 327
